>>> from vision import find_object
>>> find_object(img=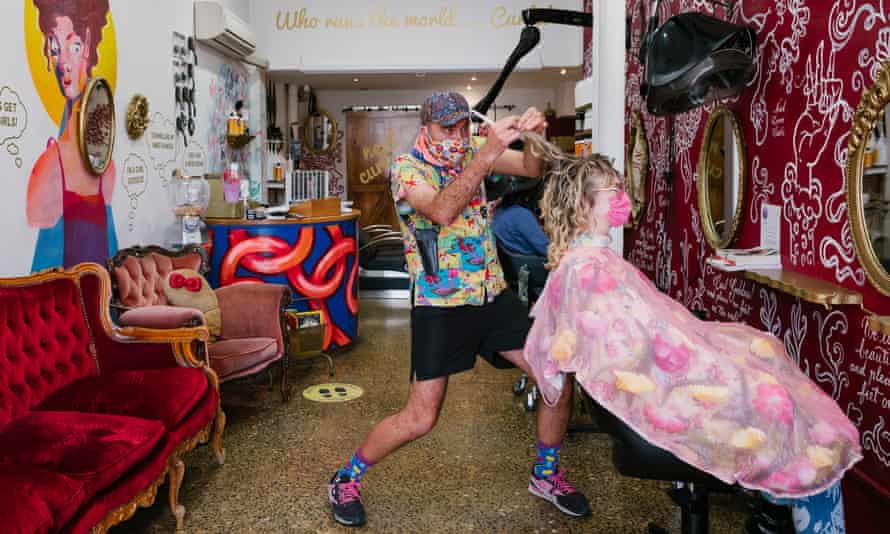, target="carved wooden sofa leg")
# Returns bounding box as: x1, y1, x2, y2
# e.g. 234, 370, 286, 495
212, 405, 227, 466
202, 366, 227, 466
280, 357, 290, 402
168, 454, 186, 531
